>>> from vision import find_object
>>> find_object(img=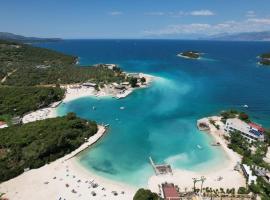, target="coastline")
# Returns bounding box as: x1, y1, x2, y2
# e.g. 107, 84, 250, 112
5, 72, 155, 200
22, 73, 155, 124
8, 73, 247, 199
0, 125, 136, 200
148, 116, 246, 194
